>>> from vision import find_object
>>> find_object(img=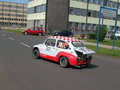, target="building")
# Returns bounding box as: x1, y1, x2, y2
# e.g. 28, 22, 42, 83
27, 0, 120, 34
0, 1, 27, 29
